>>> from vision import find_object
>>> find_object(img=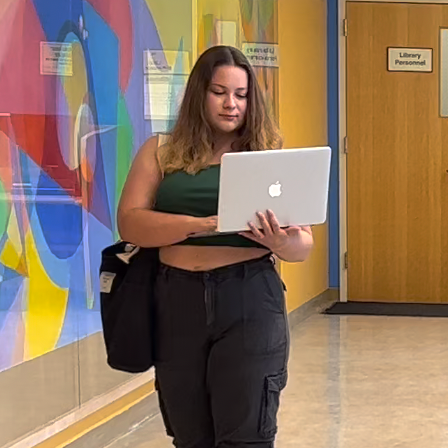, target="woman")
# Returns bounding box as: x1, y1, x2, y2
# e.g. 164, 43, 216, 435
118, 46, 313, 448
